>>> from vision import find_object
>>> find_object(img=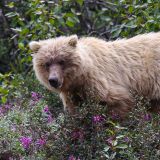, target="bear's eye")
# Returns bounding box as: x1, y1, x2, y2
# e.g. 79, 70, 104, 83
58, 60, 65, 66
45, 62, 51, 69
